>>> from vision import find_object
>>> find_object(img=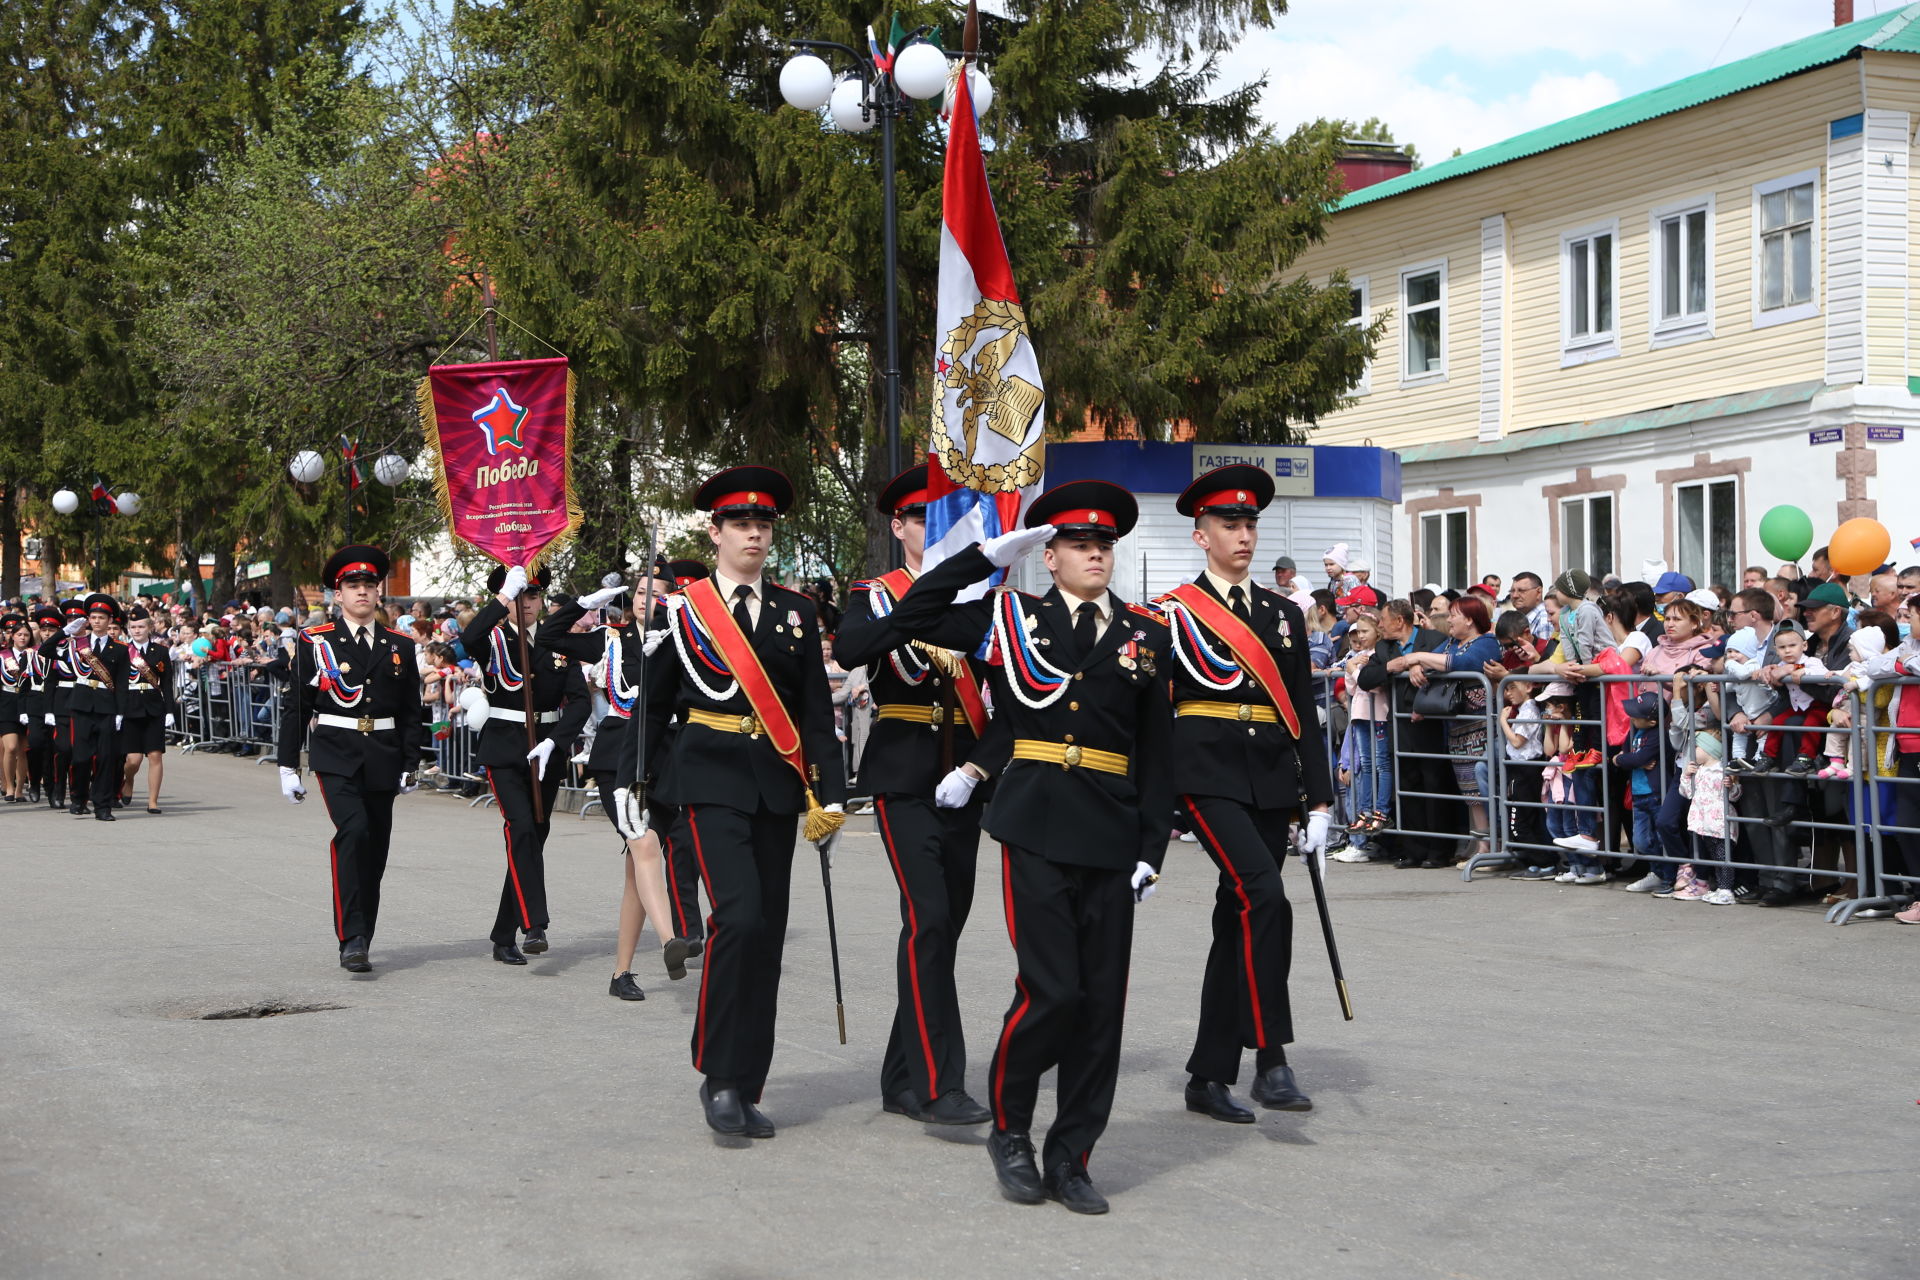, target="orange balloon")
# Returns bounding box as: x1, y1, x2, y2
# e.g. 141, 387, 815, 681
1827, 517, 1892, 577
